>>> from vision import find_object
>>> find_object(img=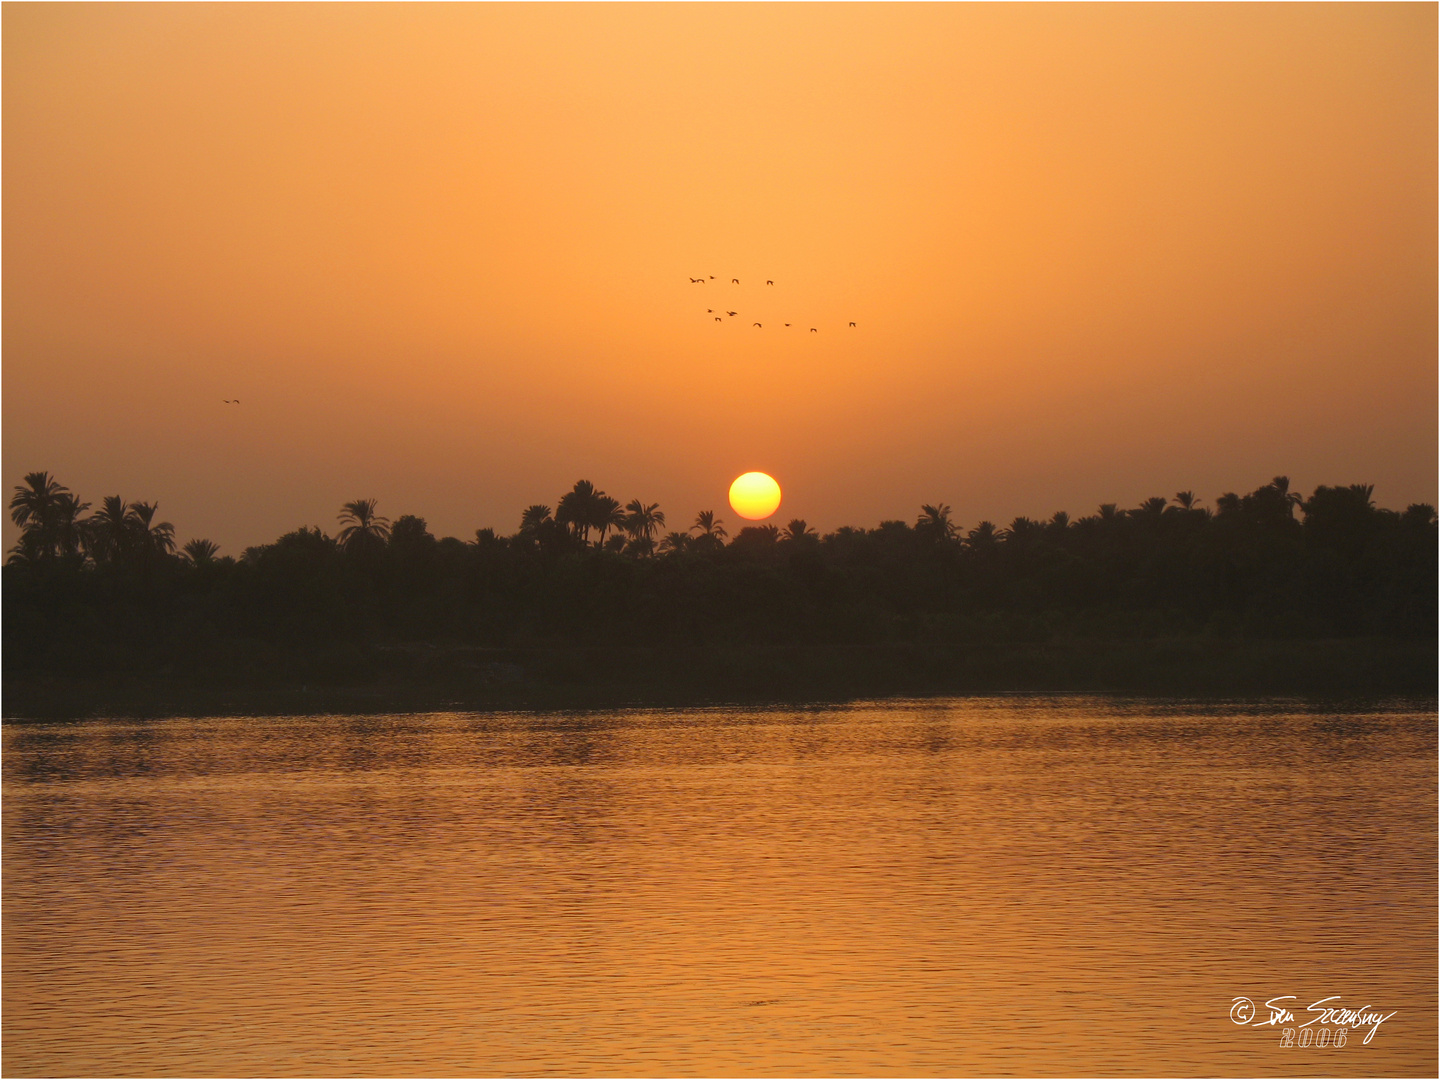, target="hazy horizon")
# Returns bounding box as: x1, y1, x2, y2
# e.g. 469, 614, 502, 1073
5, 3, 1436, 555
